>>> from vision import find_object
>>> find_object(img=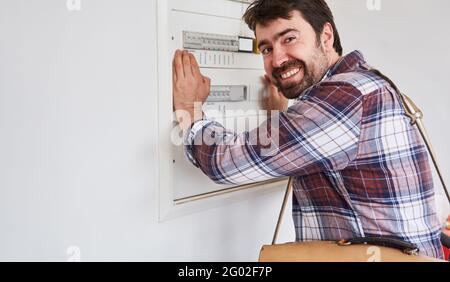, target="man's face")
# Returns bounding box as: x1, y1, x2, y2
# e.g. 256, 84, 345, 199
256, 11, 330, 99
